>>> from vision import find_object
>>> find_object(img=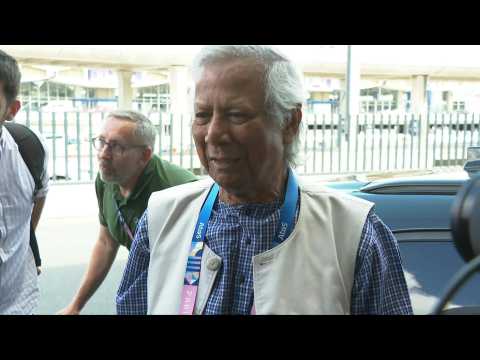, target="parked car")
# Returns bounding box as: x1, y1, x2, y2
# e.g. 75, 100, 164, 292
325, 167, 480, 314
